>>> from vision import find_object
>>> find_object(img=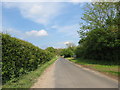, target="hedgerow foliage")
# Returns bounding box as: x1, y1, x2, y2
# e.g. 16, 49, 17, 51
2, 33, 54, 84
